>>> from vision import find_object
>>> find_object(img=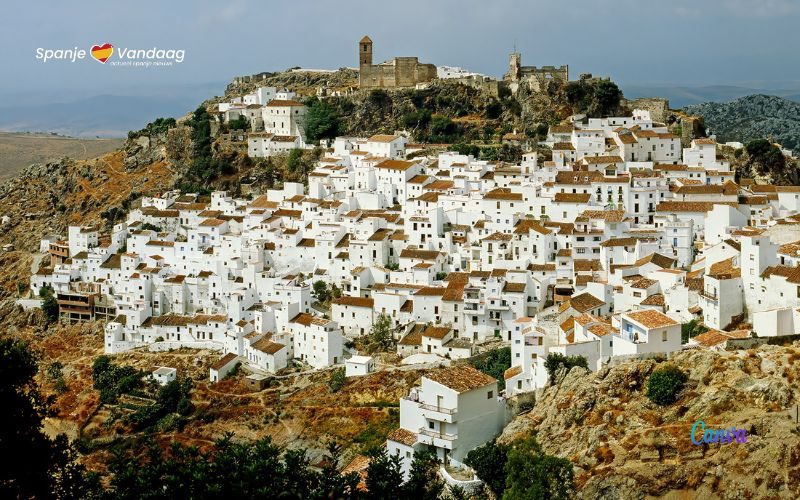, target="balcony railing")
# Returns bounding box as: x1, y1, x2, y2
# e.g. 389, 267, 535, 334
419, 428, 457, 441
417, 402, 457, 415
